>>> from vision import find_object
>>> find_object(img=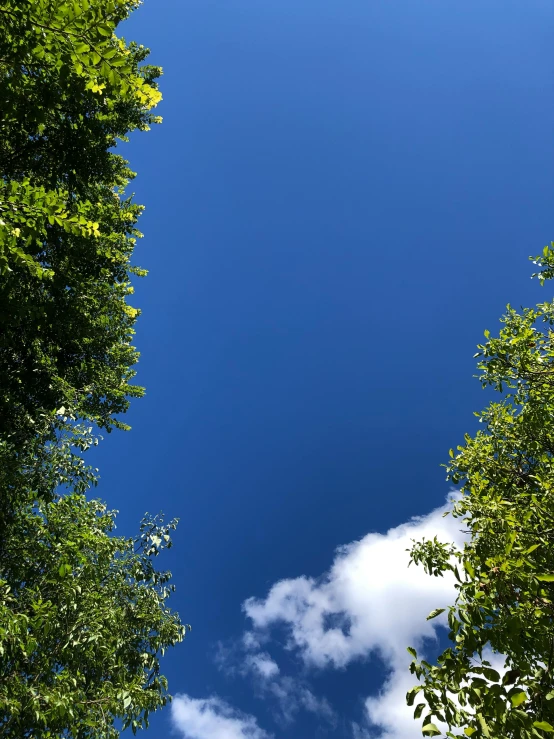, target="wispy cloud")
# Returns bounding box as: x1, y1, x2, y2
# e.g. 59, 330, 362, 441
244, 652, 280, 680
215, 634, 336, 726
171, 695, 272, 739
